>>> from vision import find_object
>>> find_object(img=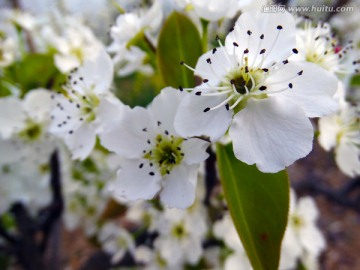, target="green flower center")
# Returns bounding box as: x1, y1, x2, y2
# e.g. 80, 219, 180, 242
171, 223, 187, 239
291, 214, 304, 229
18, 120, 43, 141
144, 134, 184, 176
